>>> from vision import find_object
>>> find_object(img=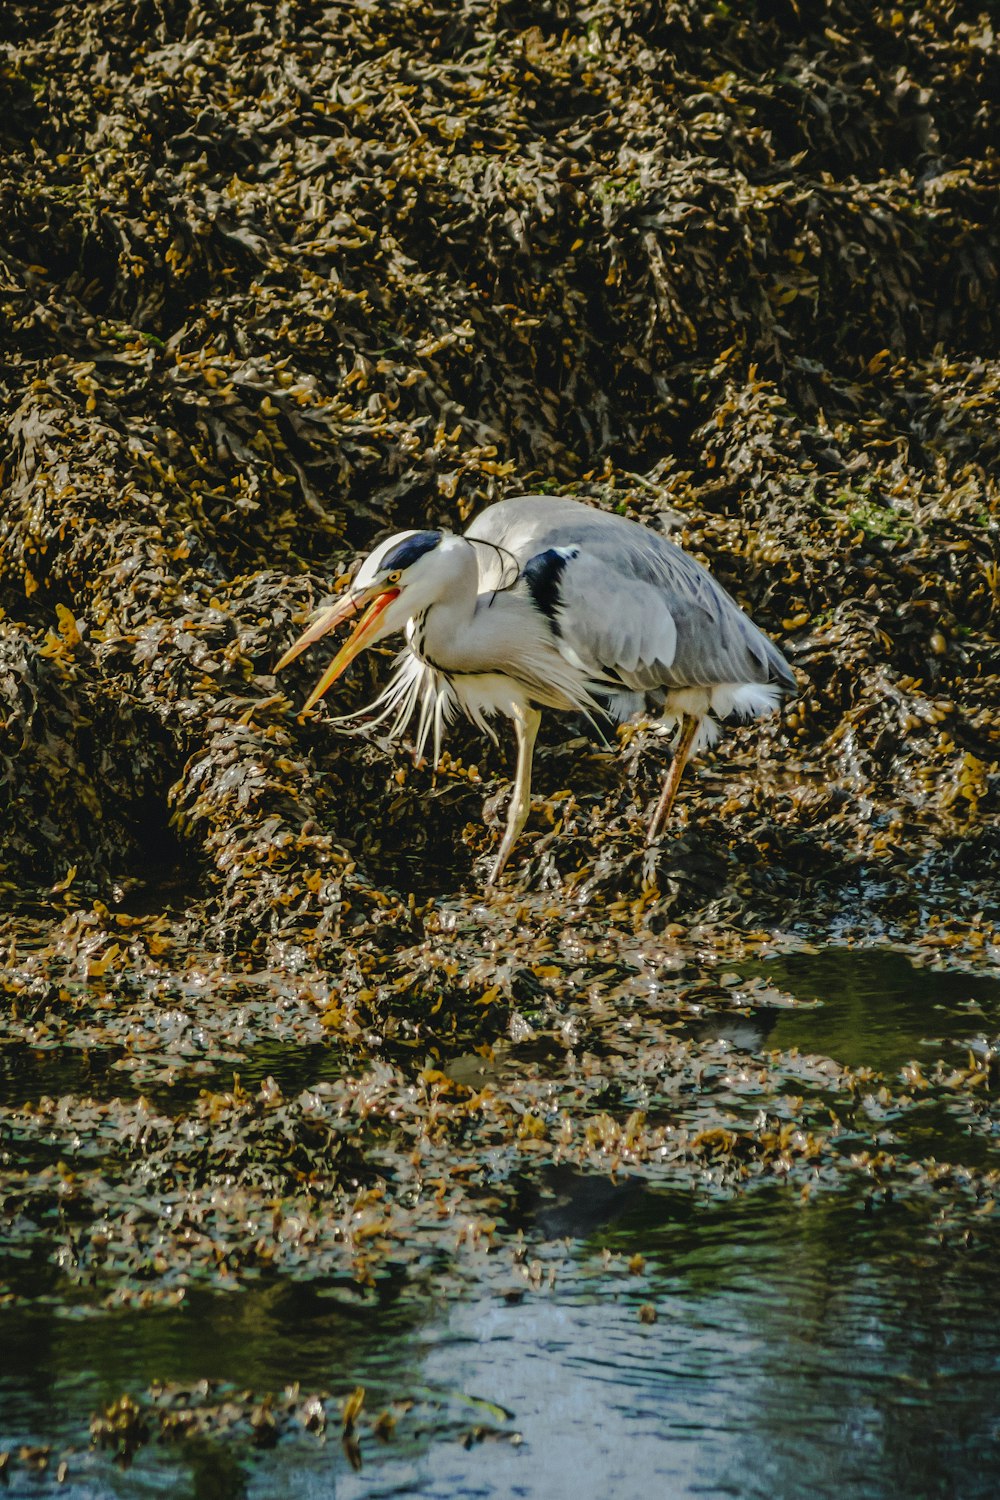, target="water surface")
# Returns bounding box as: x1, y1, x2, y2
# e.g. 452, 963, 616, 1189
2, 944, 998, 1499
